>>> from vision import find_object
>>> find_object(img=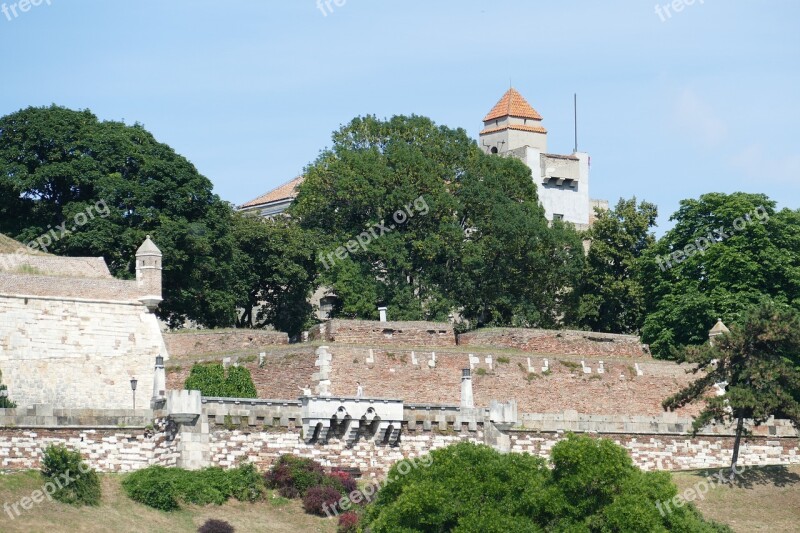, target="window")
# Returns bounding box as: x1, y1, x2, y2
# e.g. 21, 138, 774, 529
553, 214, 564, 221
